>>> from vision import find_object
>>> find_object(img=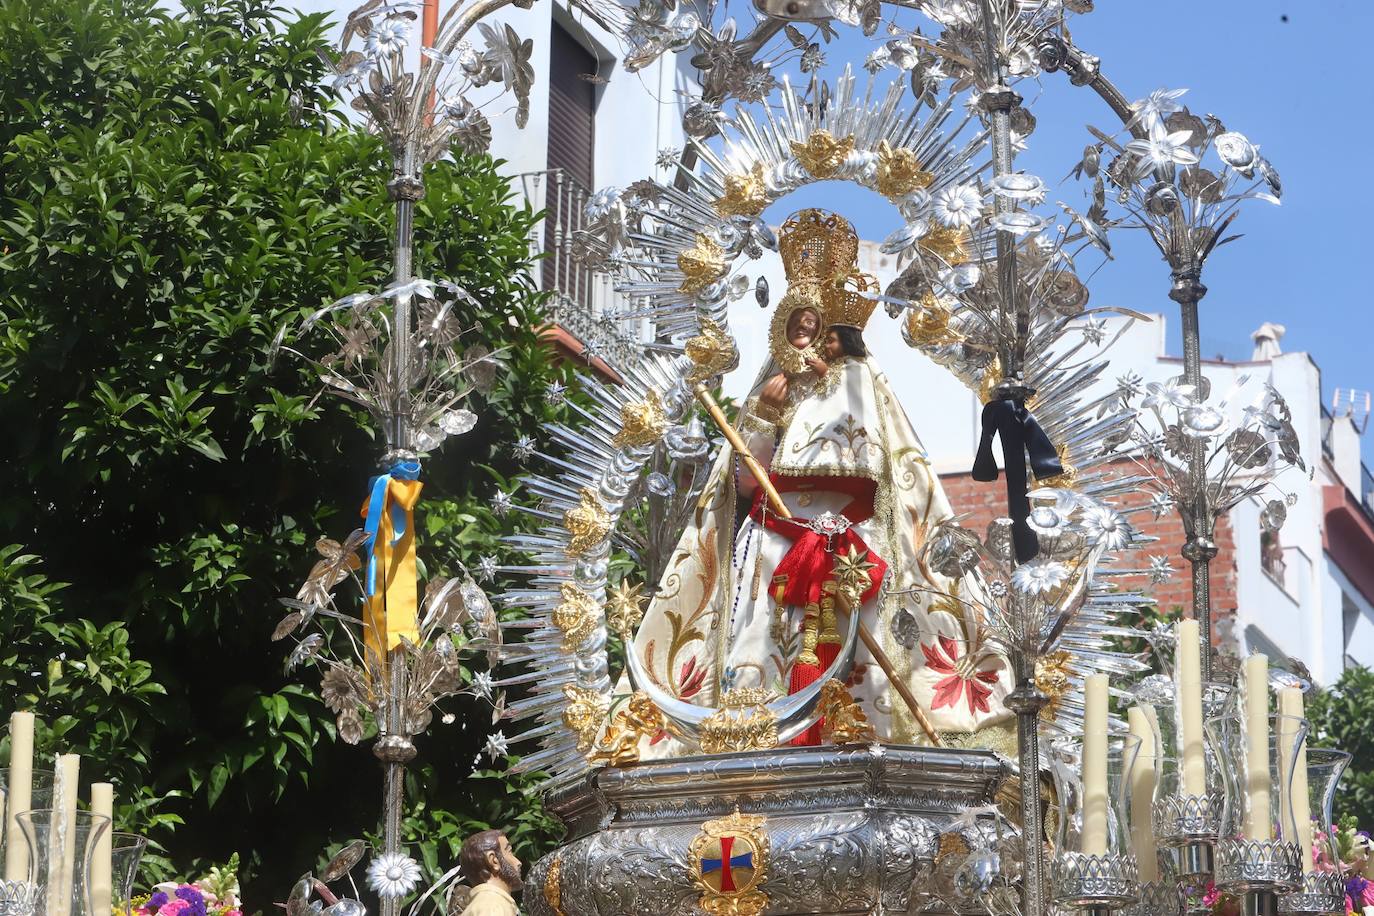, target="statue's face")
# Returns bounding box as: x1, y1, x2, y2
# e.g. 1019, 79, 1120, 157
488, 835, 523, 892
822, 328, 843, 361
785, 307, 820, 349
